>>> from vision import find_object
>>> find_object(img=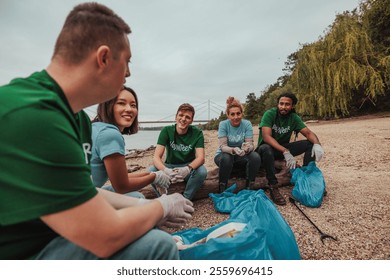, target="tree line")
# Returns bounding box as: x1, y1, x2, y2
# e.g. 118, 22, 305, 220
203, 0, 389, 130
